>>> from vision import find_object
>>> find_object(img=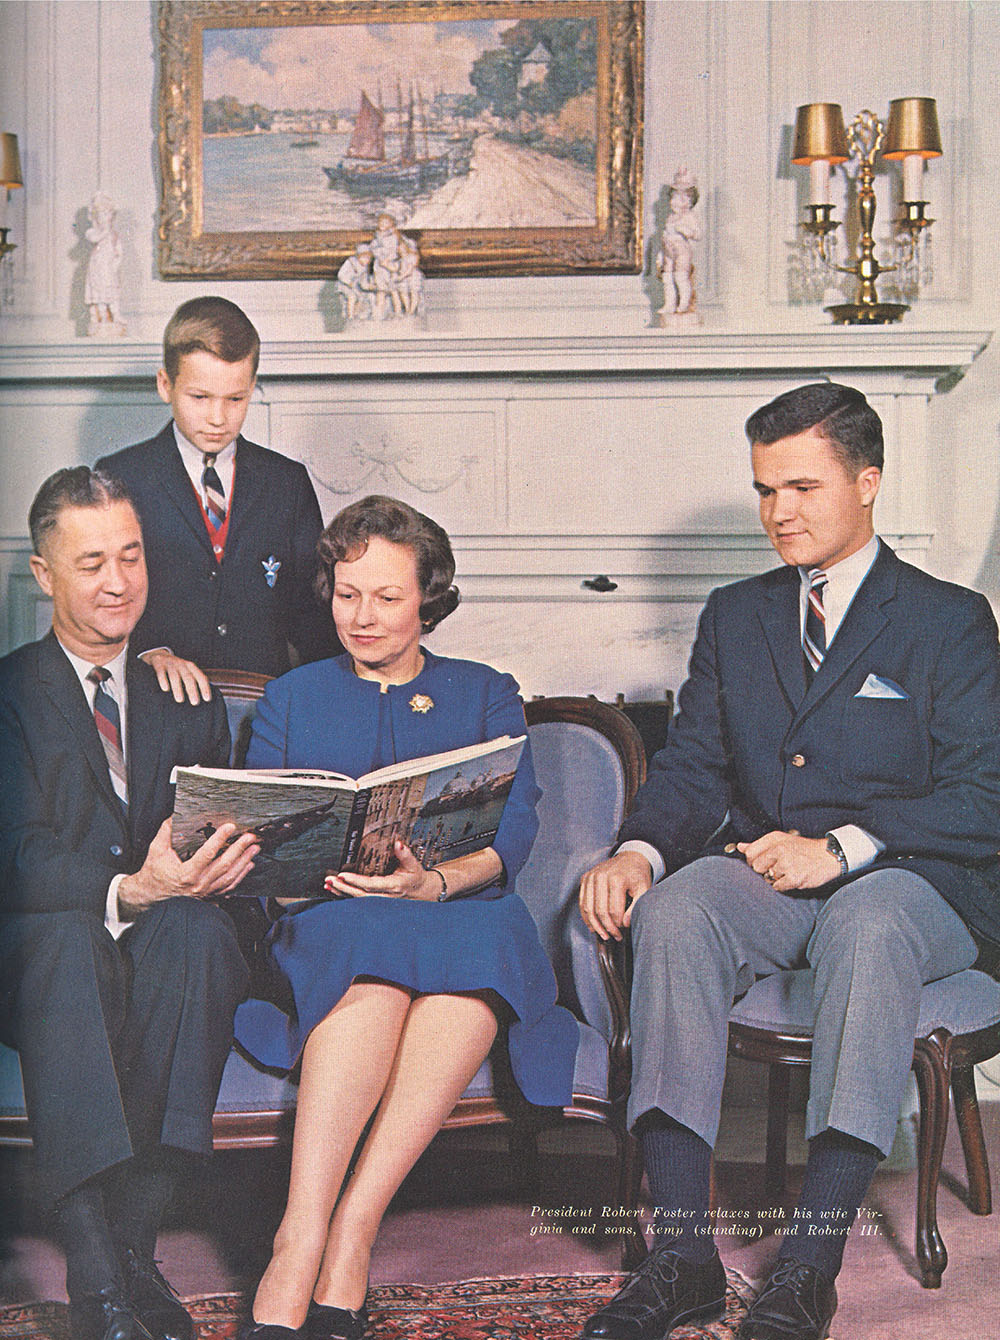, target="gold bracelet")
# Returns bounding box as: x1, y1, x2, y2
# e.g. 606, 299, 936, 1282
431, 867, 448, 901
